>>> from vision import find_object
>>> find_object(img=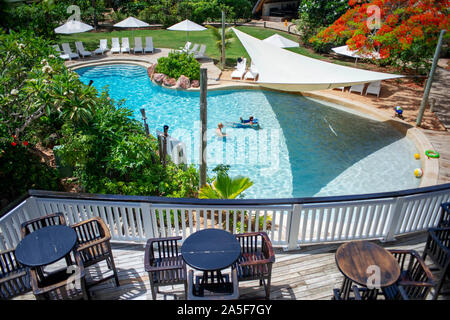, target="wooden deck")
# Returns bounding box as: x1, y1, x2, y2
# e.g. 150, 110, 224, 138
14, 231, 449, 300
